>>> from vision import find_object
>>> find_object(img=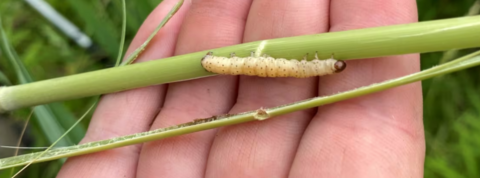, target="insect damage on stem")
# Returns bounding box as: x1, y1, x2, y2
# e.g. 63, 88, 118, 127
201, 51, 347, 78
253, 108, 270, 121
